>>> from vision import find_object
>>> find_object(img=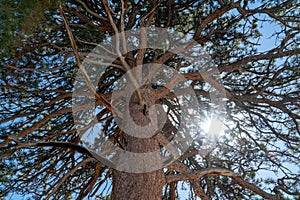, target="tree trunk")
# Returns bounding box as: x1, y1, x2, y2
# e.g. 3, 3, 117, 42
112, 169, 164, 200
111, 87, 165, 199
111, 137, 165, 200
